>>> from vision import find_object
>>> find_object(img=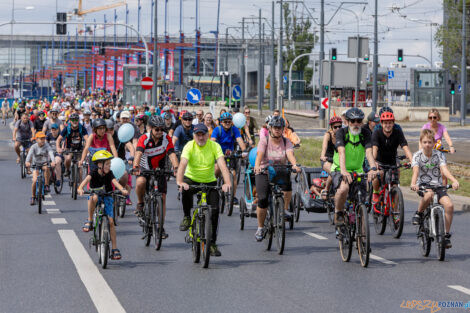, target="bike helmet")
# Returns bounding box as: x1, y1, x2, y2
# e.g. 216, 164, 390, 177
329, 116, 342, 125
38, 111, 46, 116
269, 115, 286, 128
148, 115, 165, 128
312, 178, 325, 189
136, 114, 148, 123
50, 107, 59, 113
83, 109, 91, 115
92, 118, 106, 129
320, 170, 329, 178
162, 112, 172, 120
221, 112, 233, 121
379, 106, 394, 116
105, 119, 114, 129
181, 111, 193, 120
265, 115, 273, 124
92, 150, 113, 163
344, 107, 365, 121
380, 111, 395, 122
70, 113, 80, 120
